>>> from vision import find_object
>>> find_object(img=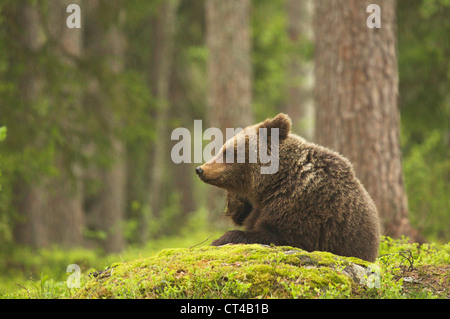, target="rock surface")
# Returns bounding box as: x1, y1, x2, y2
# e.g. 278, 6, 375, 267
75, 244, 375, 299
